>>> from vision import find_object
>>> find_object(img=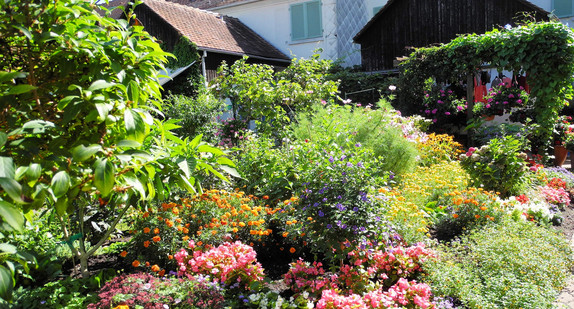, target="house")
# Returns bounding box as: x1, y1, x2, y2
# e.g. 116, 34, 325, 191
353, 0, 550, 72
529, 0, 574, 22
177, 0, 388, 67
99, 0, 291, 83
